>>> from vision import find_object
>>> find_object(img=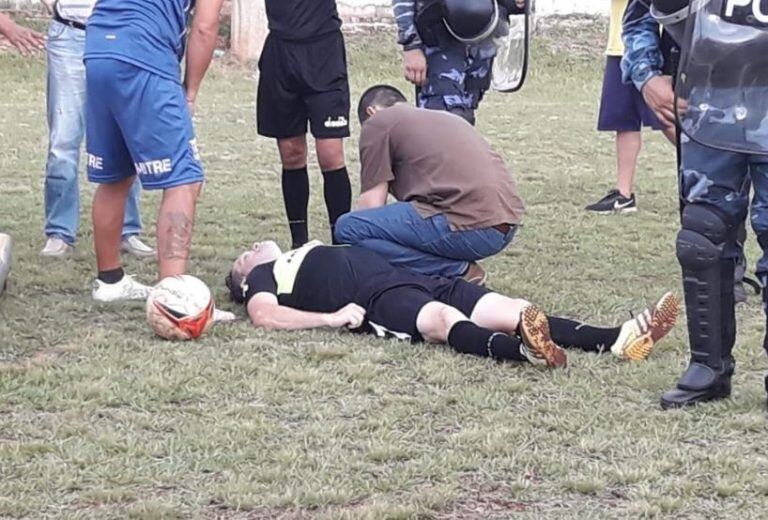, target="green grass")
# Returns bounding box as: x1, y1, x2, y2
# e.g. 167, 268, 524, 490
3, 24, 768, 518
